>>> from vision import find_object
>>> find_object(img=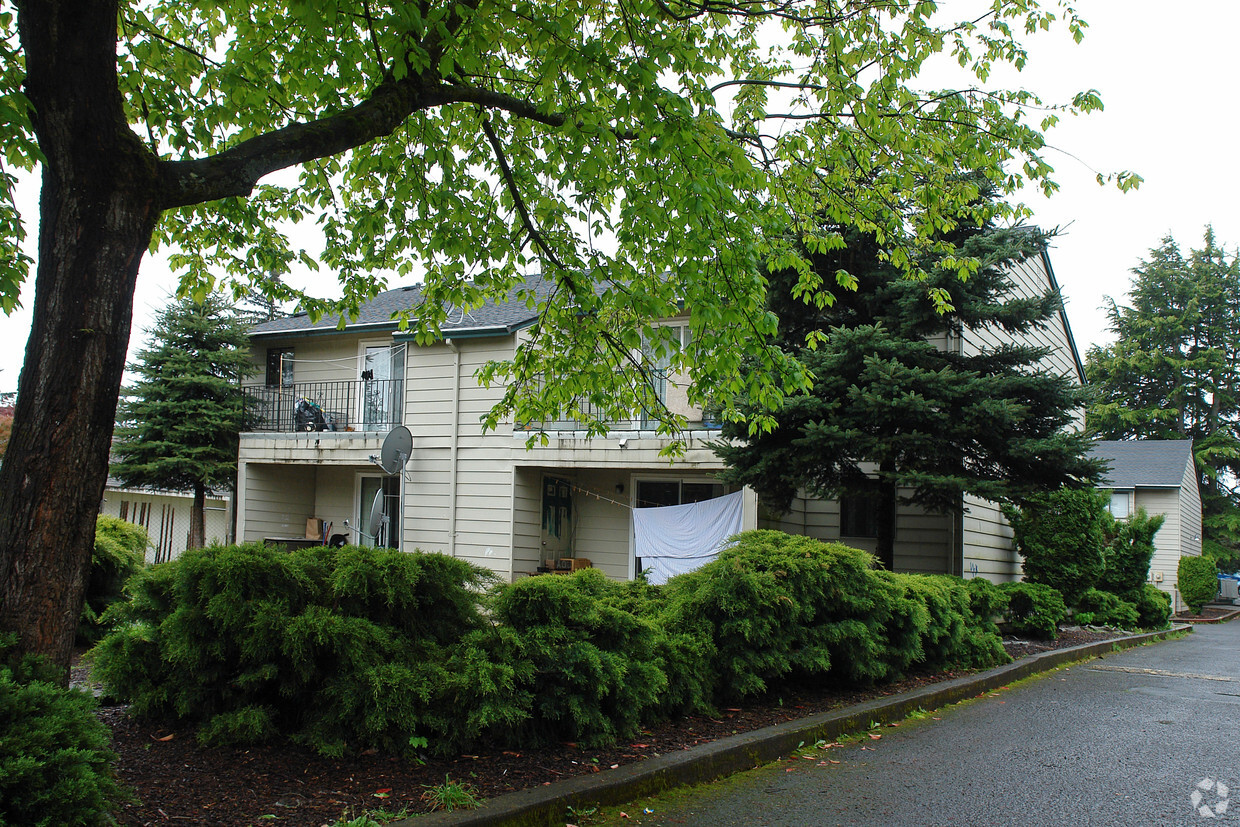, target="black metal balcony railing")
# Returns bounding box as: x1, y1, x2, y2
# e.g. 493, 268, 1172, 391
517, 393, 722, 433
243, 379, 403, 433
